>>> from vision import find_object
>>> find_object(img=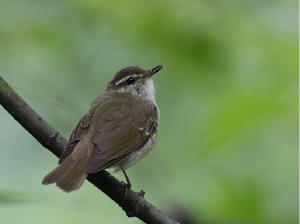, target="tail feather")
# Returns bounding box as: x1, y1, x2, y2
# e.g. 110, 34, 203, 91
42, 159, 78, 185
42, 148, 93, 193
56, 160, 87, 192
